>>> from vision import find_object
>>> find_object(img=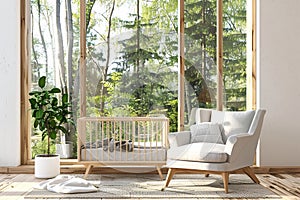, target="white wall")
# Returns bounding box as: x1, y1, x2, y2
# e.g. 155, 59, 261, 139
257, 0, 300, 166
0, 0, 20, 166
